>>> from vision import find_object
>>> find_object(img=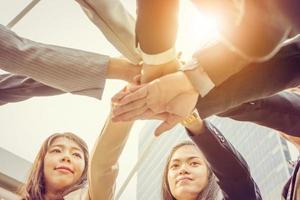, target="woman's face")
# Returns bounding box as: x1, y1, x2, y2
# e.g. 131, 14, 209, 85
43, 137, 85, 192
167, 145, 209, 200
